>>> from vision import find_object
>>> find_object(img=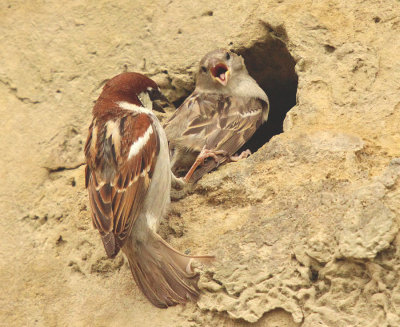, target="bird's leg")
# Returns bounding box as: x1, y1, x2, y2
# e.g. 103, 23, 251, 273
184, 147, 228, 182
229, 149, 252, 162
171, 172, 186, 190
